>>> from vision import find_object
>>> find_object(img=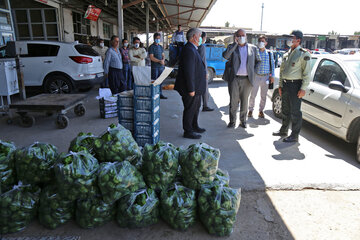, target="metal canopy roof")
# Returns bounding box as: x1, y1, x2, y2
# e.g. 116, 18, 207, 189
60, 0, 217, 33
